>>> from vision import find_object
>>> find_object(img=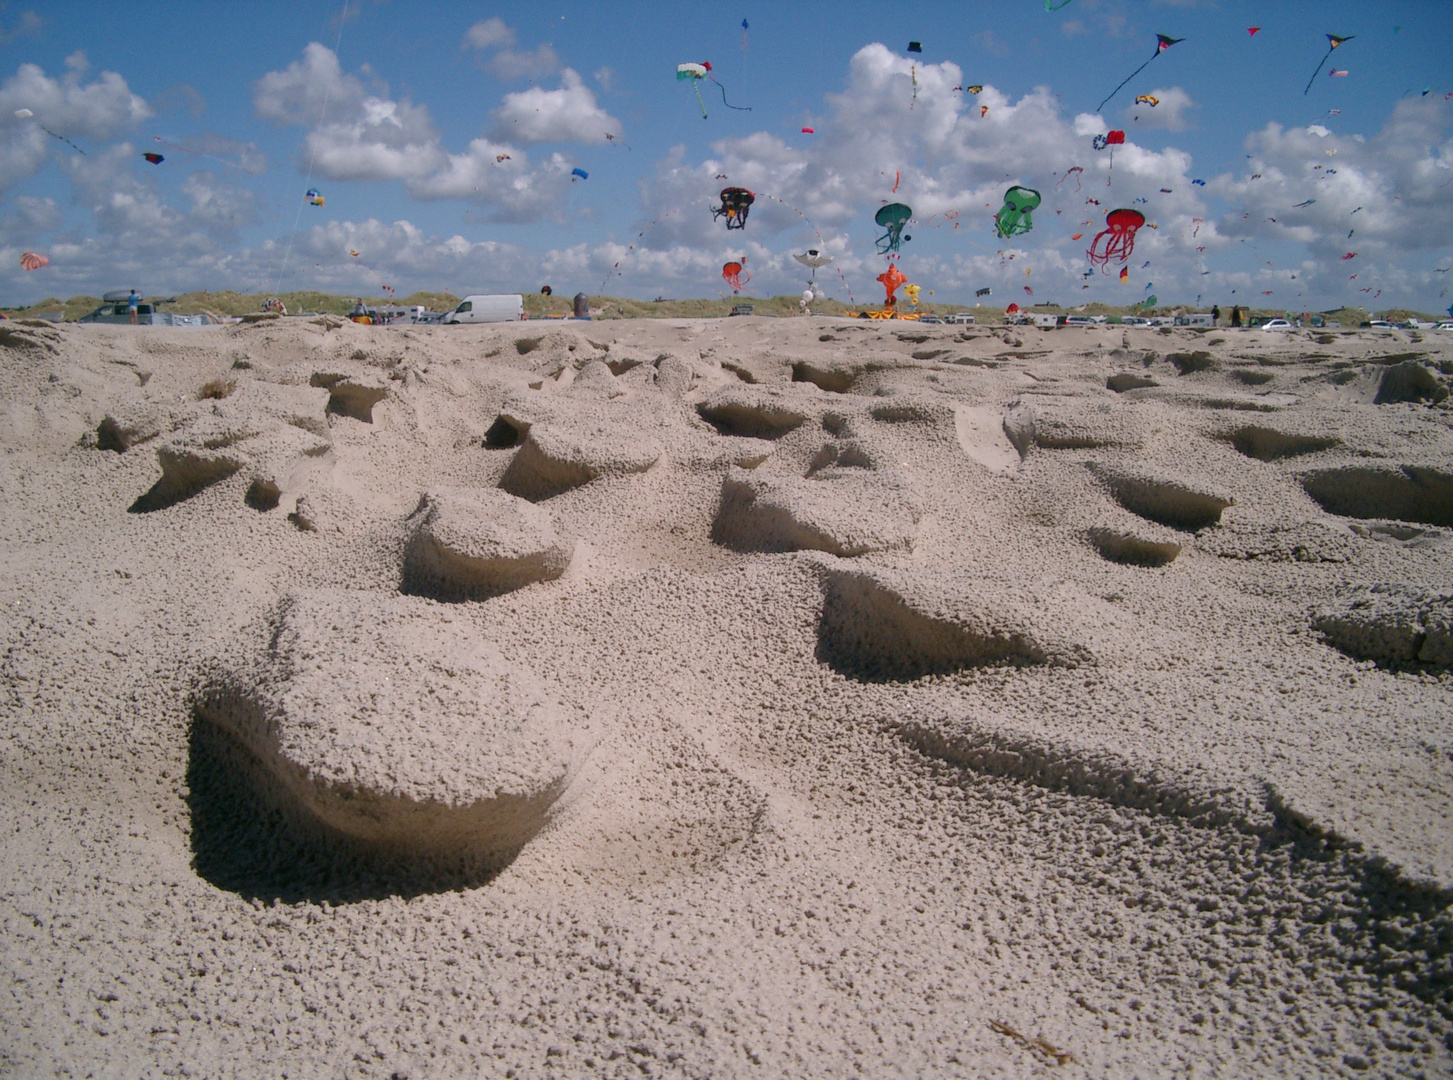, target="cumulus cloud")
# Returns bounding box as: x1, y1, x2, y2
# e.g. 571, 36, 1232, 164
407, 140, 573, 223
254, 43, 443, 181
0, 10, 42, 43
489, 69, 621, 145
